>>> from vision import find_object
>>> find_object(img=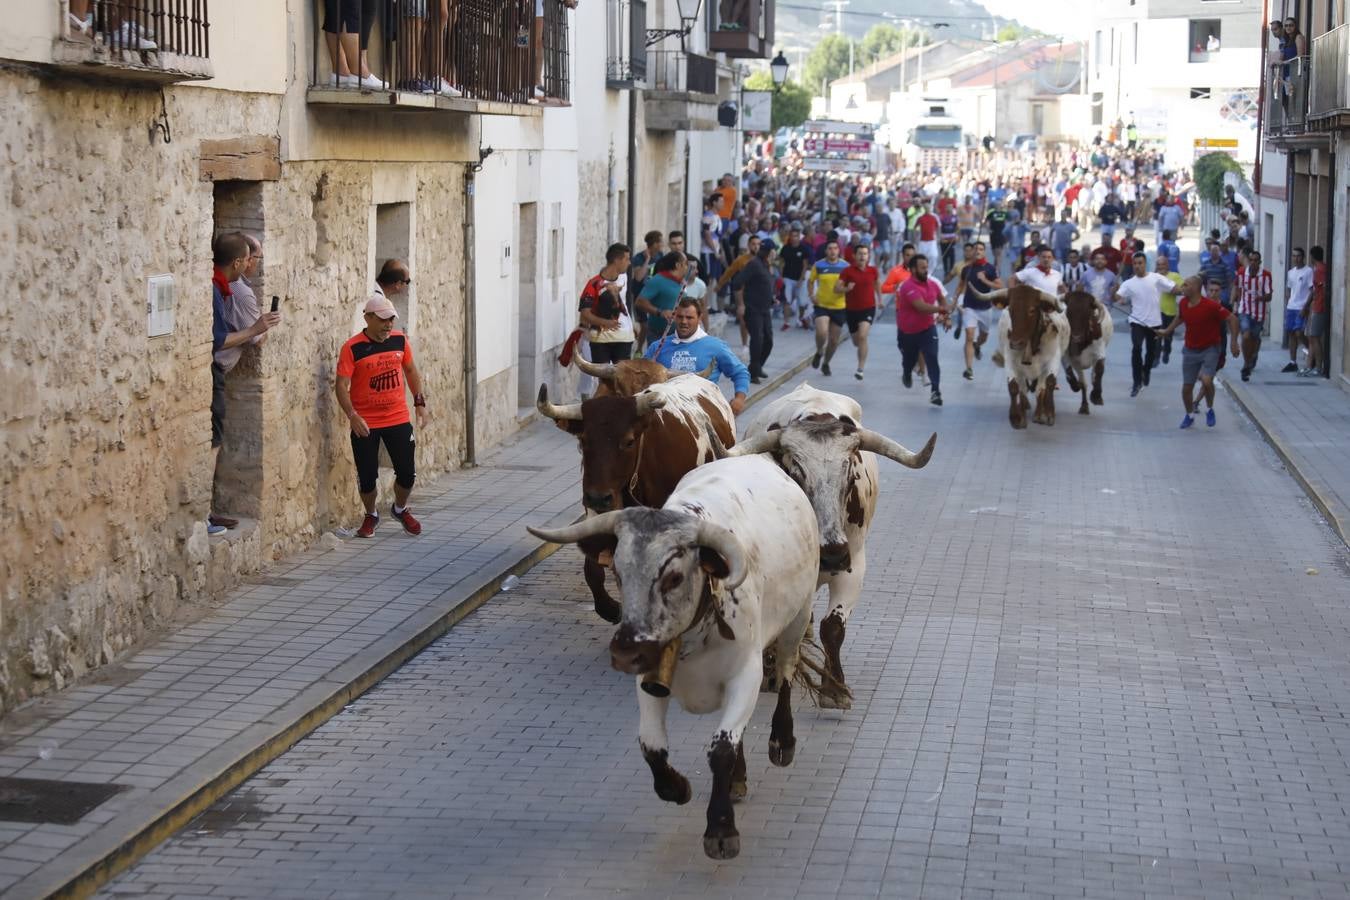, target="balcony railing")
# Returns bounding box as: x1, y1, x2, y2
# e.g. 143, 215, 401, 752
709, 0, 774, 59
53, 0, 213, 83
1309, 24, 1349, 121
308, 0, 570, 110
1265, 56, 1309, 136
606, 0, 647, 88
648, 50, 717, 94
